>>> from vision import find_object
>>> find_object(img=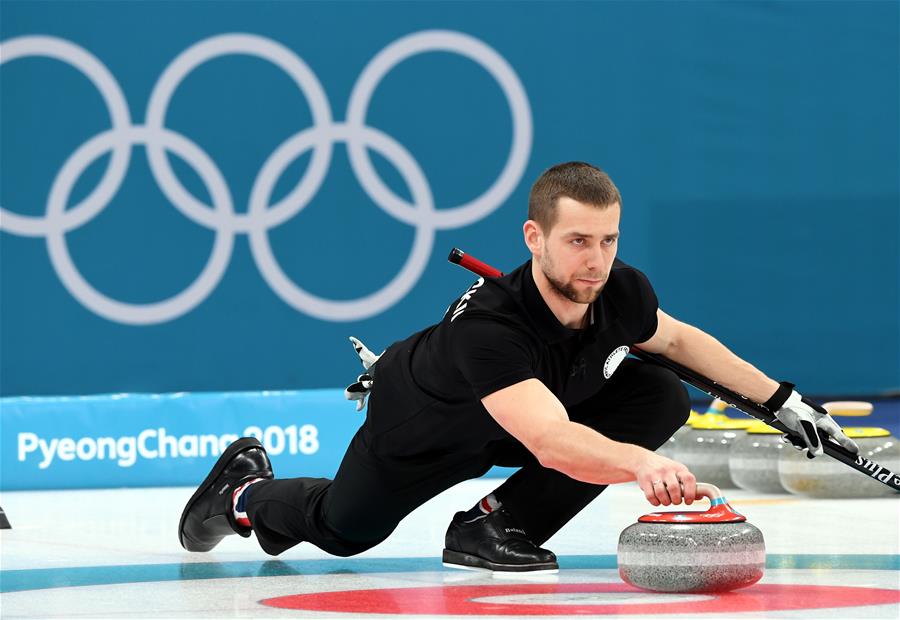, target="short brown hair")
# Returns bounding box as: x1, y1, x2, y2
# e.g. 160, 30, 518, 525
528, 162, 621, 231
